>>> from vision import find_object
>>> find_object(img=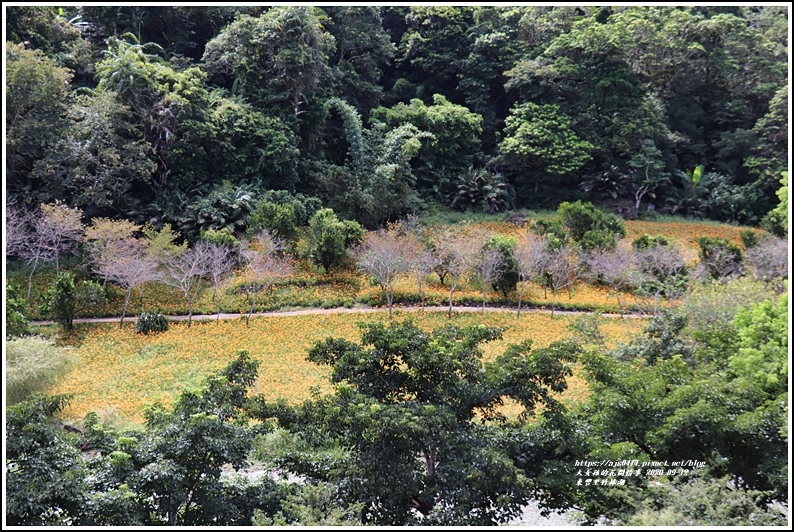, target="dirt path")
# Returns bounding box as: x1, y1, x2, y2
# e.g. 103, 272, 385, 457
29, 304, 652, 326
